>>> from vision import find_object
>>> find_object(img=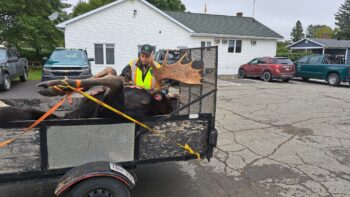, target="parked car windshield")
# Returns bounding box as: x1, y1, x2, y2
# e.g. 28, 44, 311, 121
155, 50, 181, 64
0, 49, 6, 61
272, 58, 293, 65
47, 50, 87, 65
